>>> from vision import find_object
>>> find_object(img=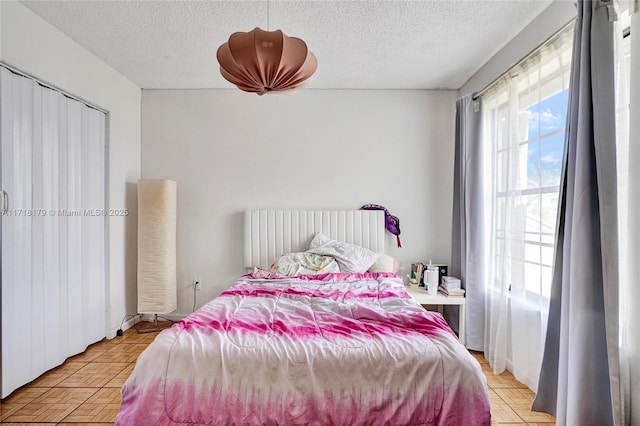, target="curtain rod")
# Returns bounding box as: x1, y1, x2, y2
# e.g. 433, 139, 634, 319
472, 19, 575, 101
0, 61, 109, 114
